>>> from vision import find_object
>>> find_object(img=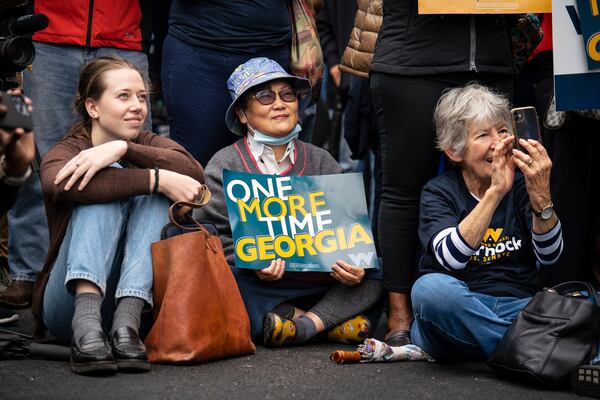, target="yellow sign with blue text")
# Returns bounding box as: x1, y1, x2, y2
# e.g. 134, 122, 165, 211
418, 0, 551, 14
